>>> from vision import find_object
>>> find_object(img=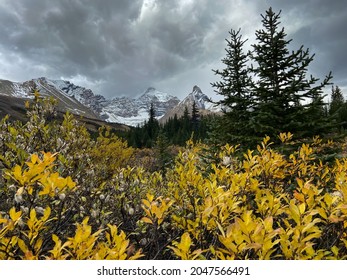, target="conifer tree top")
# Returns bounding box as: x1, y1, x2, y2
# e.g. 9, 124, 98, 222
210, 7, 333, 145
